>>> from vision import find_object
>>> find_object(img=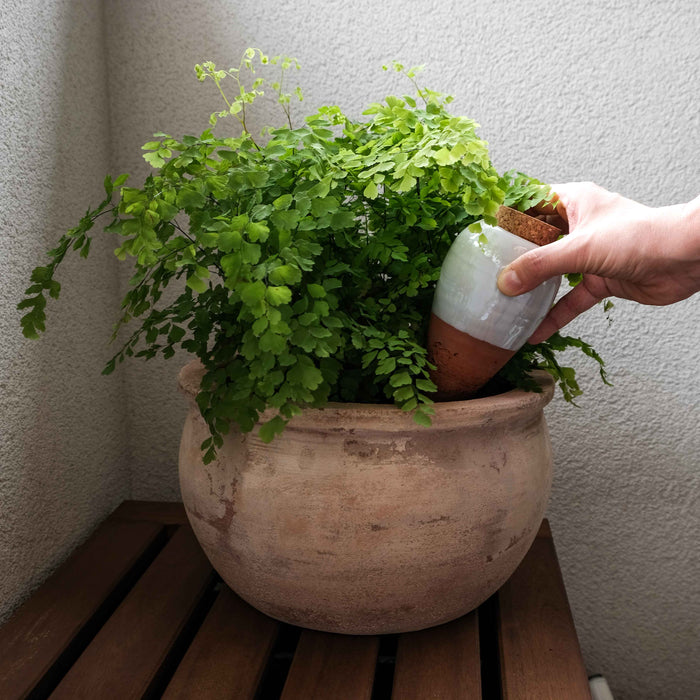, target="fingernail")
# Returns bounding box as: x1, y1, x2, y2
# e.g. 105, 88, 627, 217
498, 268, 523, 295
